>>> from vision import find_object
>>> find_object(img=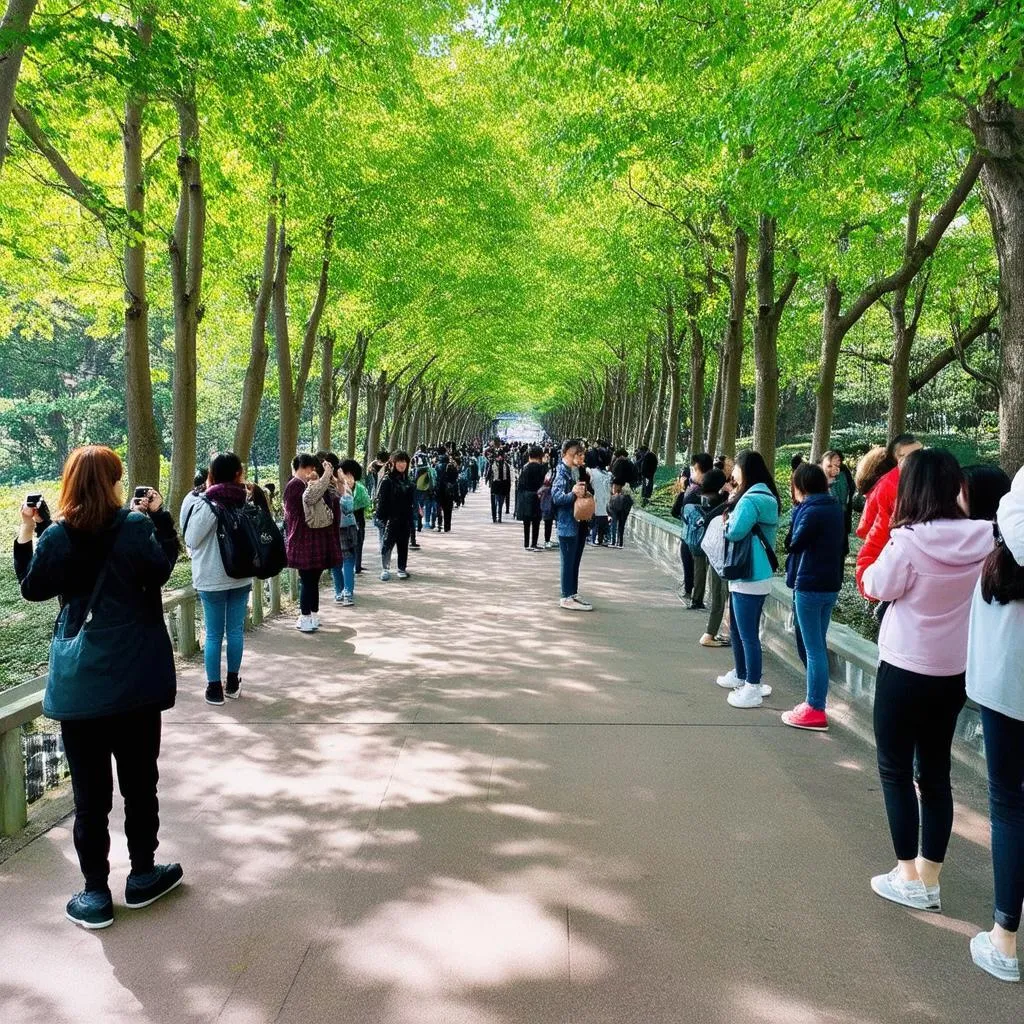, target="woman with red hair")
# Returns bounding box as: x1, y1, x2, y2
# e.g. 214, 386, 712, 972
14, 446, 182, 930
